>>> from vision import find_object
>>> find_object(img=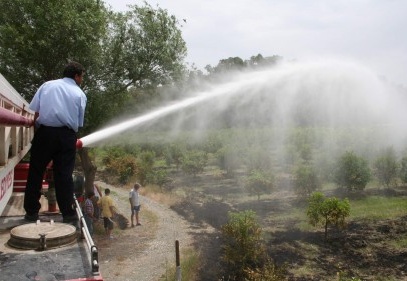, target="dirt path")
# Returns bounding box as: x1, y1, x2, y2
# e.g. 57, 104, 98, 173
93, 182, 194, 281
